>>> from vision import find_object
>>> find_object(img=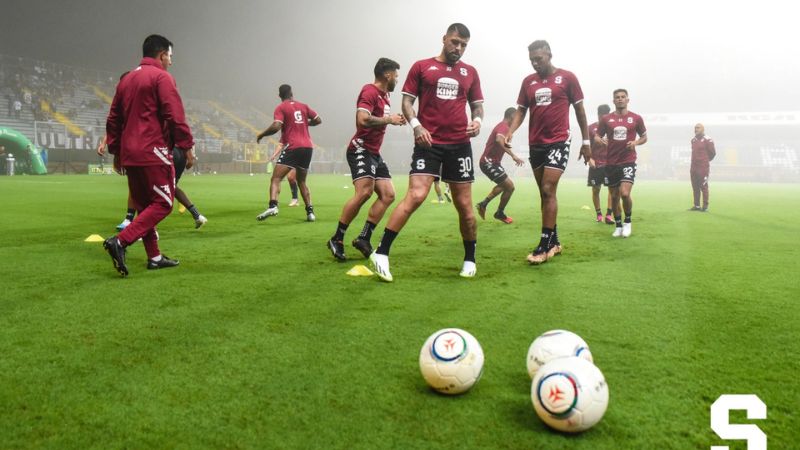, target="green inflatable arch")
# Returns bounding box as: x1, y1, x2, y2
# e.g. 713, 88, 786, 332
0, 127, 47, 175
